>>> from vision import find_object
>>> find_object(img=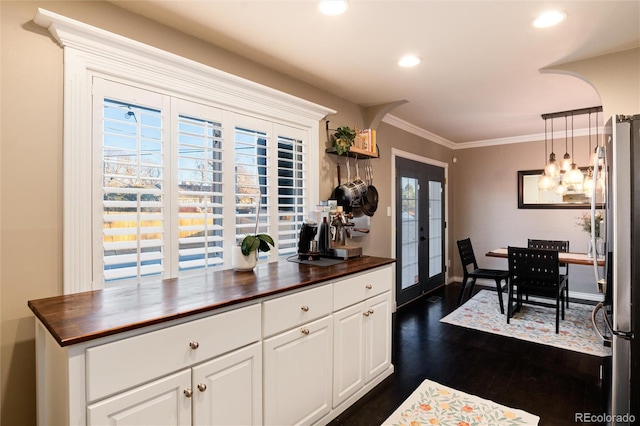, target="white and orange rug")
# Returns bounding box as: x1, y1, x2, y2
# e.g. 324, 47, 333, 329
440, 289, 612, 357
383, 379, 539, 426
